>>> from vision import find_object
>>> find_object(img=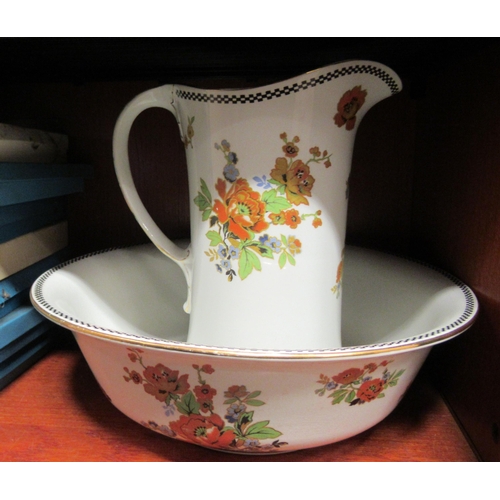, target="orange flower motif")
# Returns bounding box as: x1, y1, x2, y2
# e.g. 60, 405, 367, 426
287, 237, 302, 255
194, 384, 217, 401
282, 142, 299, 158
143, 364, 190, 403
224, 385, 249, 399
284, 209, 301, 229
336, 256, 344, 284
170, 414, 236, 449
312, 217, 322, 228
213, 179, 269, 240
269, 211, 286, 225
332, 367, 364, 385
357, 378, 385, 402
270, 158, 315, 206
334, 86, 367, 131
